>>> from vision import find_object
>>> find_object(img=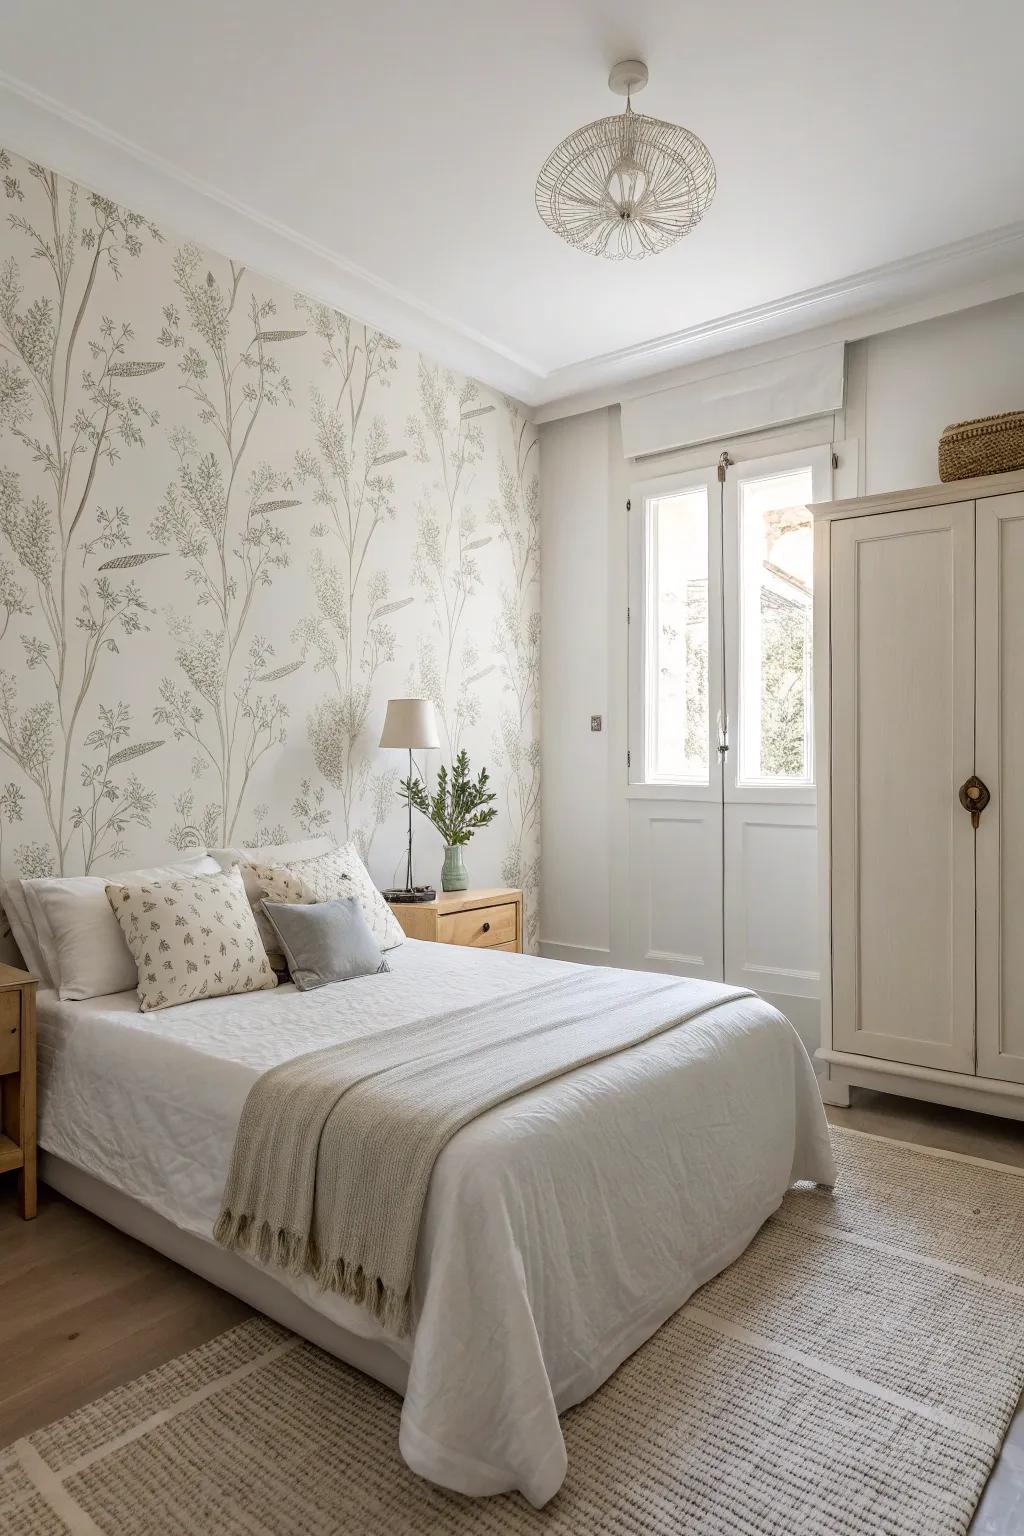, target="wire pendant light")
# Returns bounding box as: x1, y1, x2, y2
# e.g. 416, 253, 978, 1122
535, 60, 716, 261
